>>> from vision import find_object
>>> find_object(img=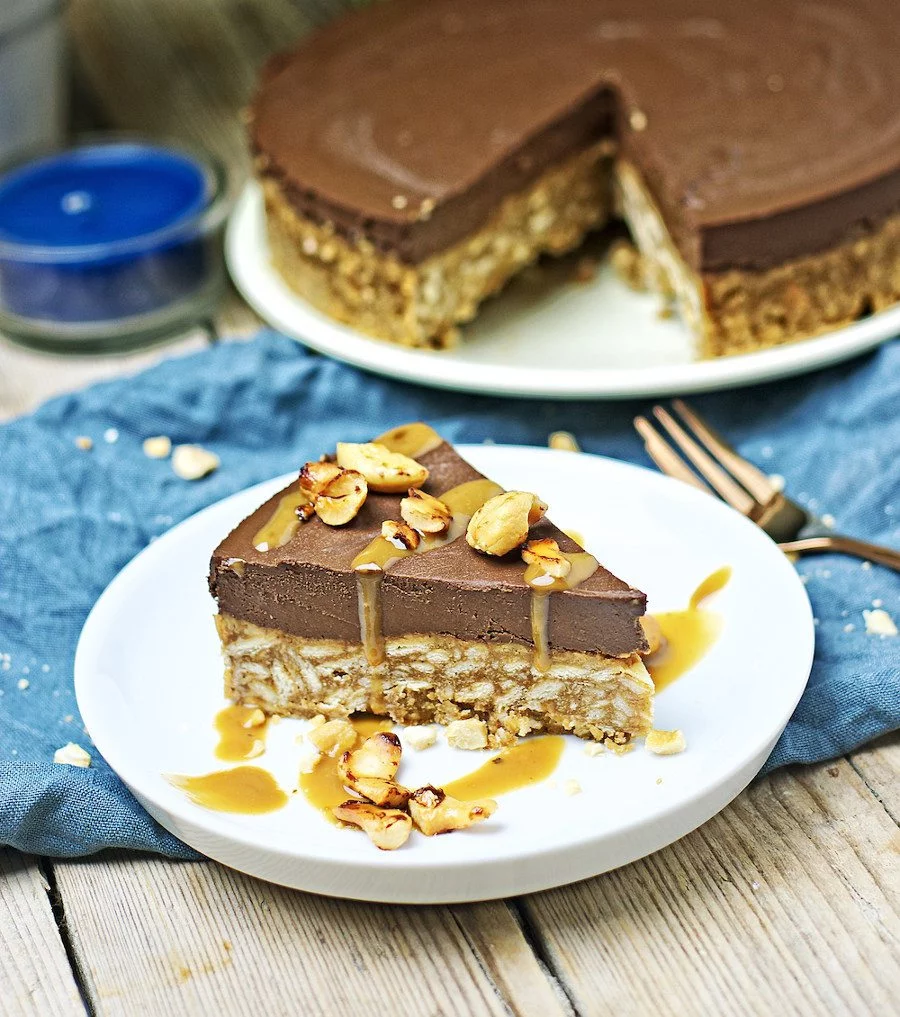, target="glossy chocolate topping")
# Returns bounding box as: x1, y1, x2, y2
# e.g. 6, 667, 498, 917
210, 438, 647, 658
251, 0, 900, 272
